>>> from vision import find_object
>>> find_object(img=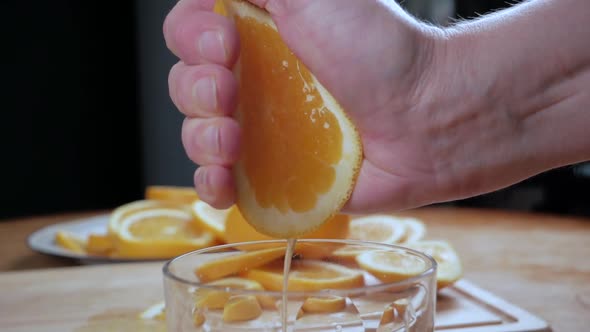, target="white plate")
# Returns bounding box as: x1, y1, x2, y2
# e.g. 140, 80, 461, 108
27, 214, 165, 264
